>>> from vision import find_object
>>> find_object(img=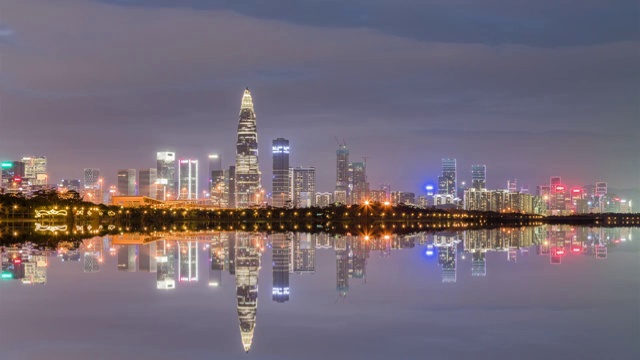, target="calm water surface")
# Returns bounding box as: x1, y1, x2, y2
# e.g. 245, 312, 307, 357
1, 226, 639, 360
